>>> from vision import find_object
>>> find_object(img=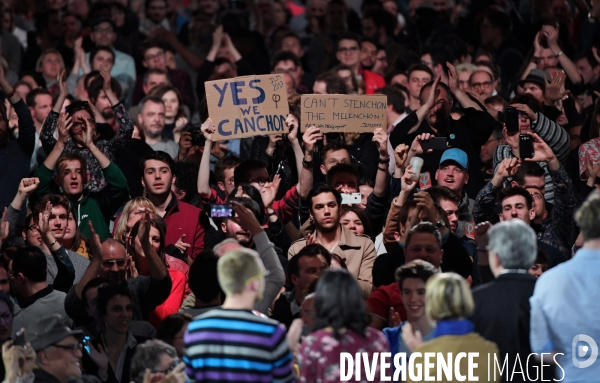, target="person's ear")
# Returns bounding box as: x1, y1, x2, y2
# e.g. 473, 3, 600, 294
221, 221, 227, 233
290, 273, 299, 286
217, 181, 225, 192
171, 175, 176, 186
393, 231, 401, 242
510, 180, 518, 188
141, 177, 146, 188
464, 172, 469, 185
542, 209, 548, 221
529, 207, 535, 221
320, 164, 326, 175
175, 189, 186, 201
